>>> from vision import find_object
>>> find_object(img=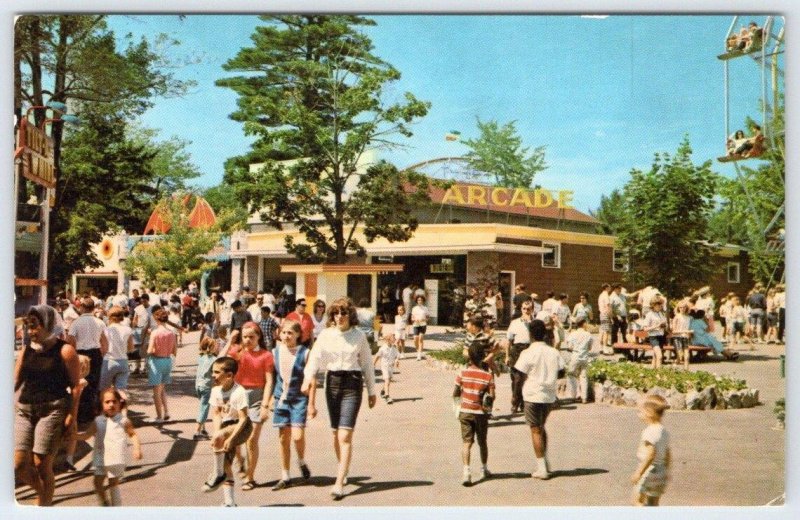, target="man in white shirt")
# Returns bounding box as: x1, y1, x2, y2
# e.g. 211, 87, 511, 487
67, 297, 109, 424
514, 319, 564, 480
131, 294, 154, 375
541, 291, 559, 315
505, 301, 533, 413
598, 284, 612, 353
